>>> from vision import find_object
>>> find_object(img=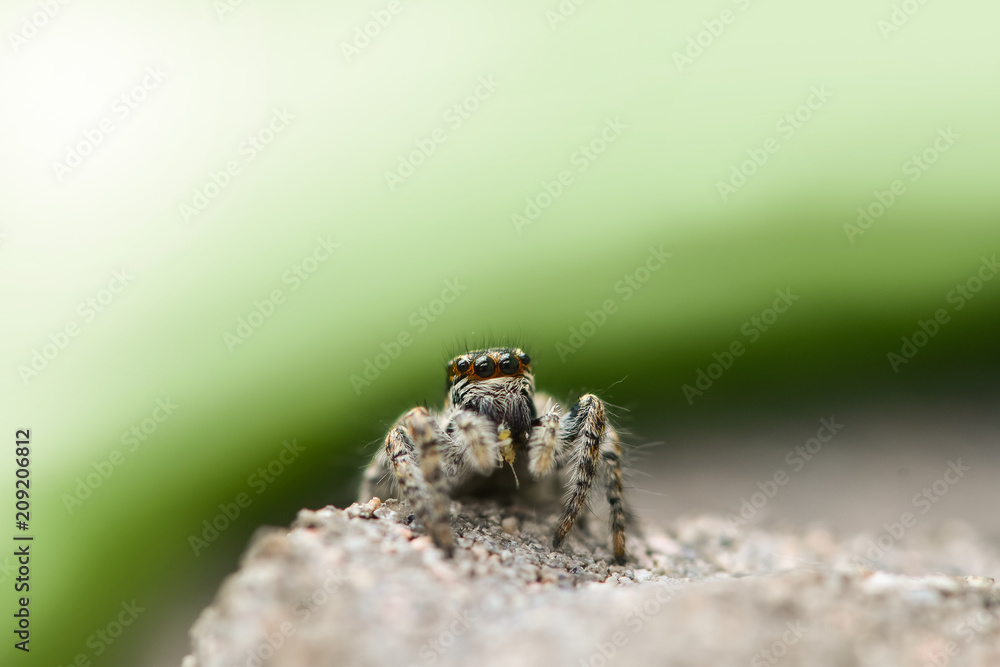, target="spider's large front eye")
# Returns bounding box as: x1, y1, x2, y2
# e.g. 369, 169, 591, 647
456, 358, 470, 373
474, 355, 495, 378
498, 353, 519, 375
